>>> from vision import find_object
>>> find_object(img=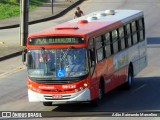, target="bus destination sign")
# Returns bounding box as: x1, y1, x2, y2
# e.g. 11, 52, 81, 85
28, 37, 85, 45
